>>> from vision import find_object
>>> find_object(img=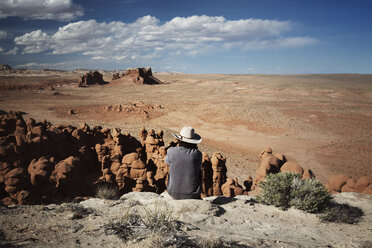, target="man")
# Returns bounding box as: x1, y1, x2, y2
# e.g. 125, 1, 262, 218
165, 126, 202, 199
